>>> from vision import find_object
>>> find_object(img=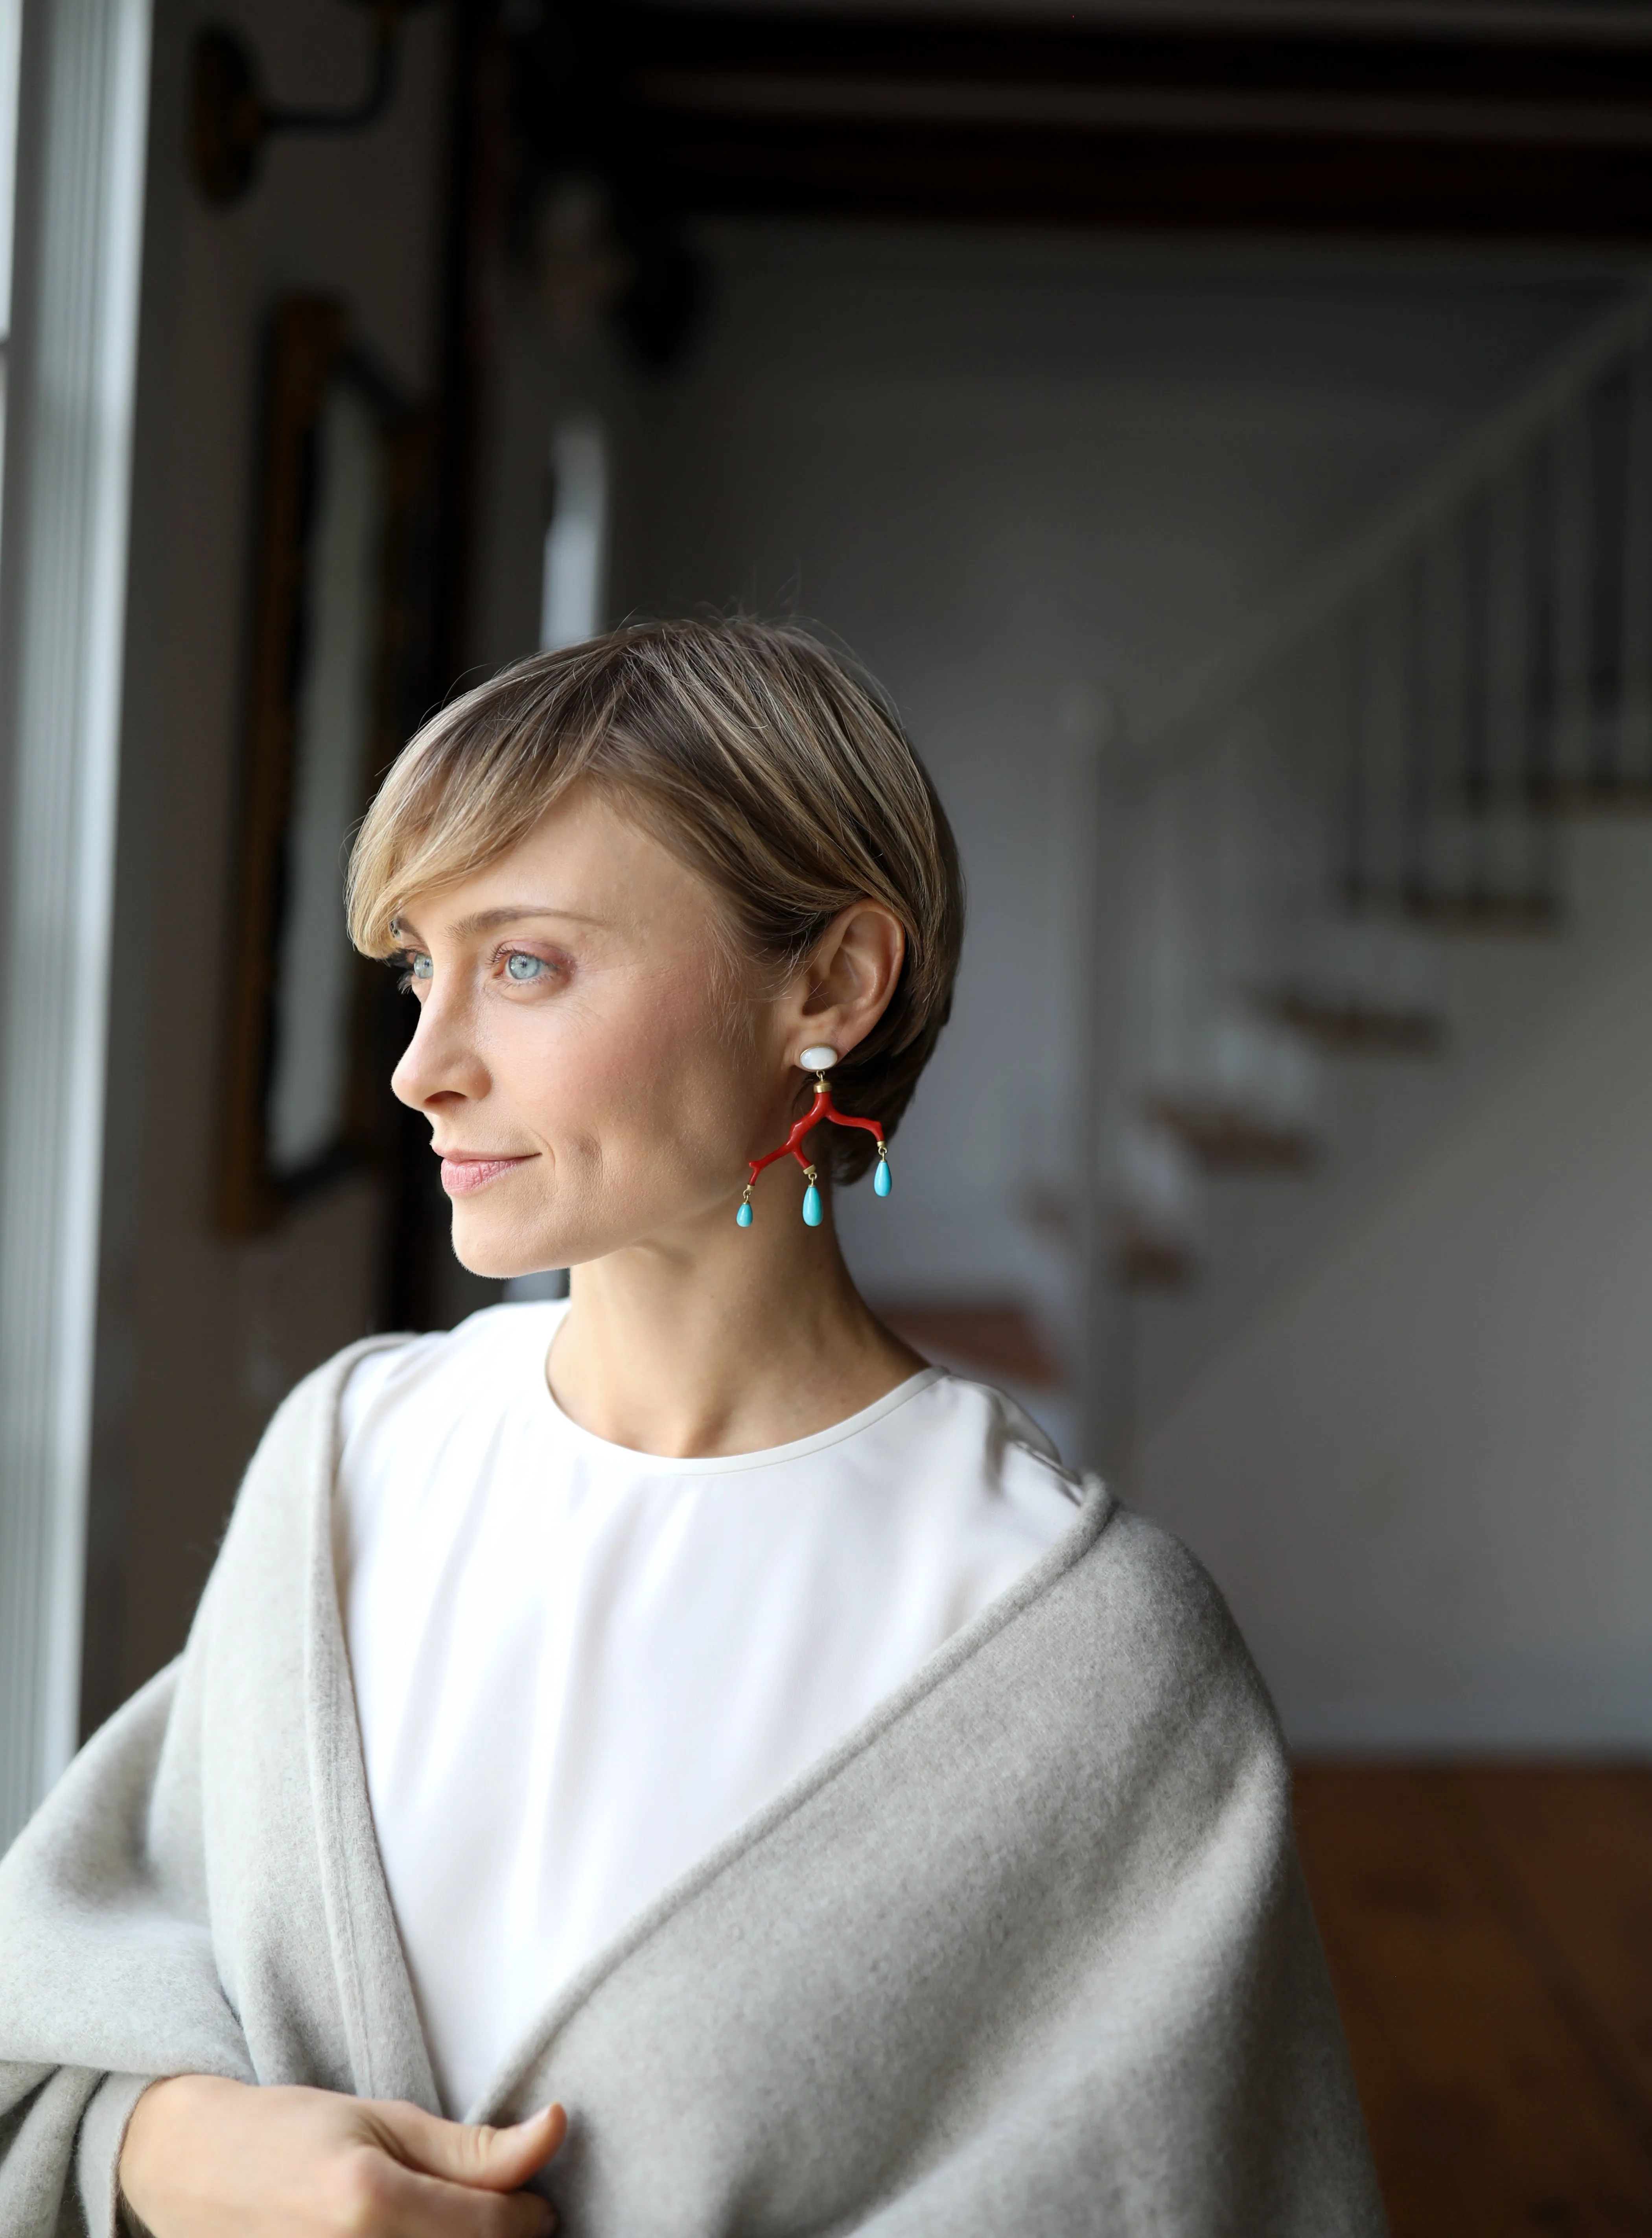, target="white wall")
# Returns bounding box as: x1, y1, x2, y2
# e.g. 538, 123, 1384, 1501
1136, 901, 1652, 1750
553, 230, 1613, 1323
